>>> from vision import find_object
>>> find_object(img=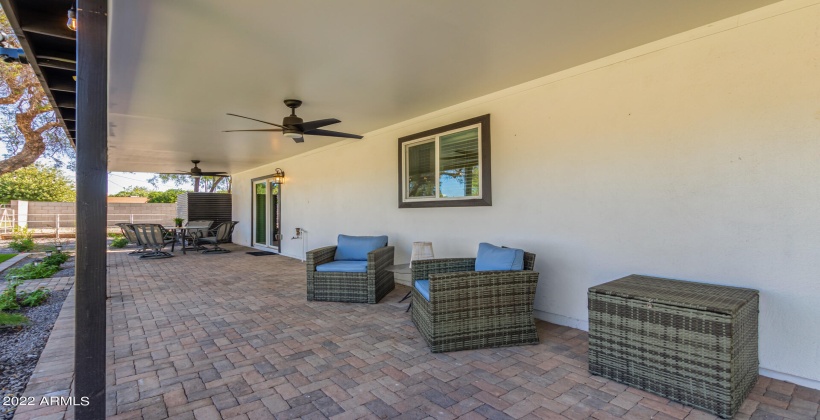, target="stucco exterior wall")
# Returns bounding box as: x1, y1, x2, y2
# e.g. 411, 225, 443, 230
231, 0, 820, 387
